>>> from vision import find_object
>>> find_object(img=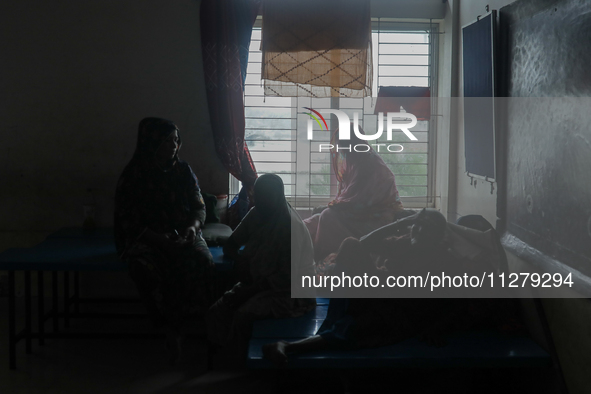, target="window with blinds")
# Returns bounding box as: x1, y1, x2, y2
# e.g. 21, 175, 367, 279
233, 18, 439, 209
